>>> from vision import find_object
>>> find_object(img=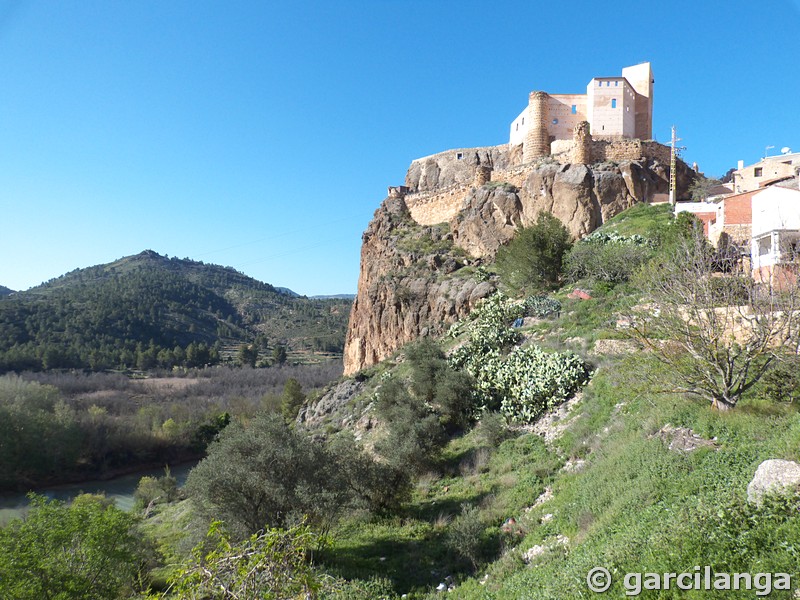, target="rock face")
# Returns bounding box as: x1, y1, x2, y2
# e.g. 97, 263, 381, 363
451, 159, 686, 258
747, 459, 800, 504
343, 197, 495, 375
343, 149, 693, 375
